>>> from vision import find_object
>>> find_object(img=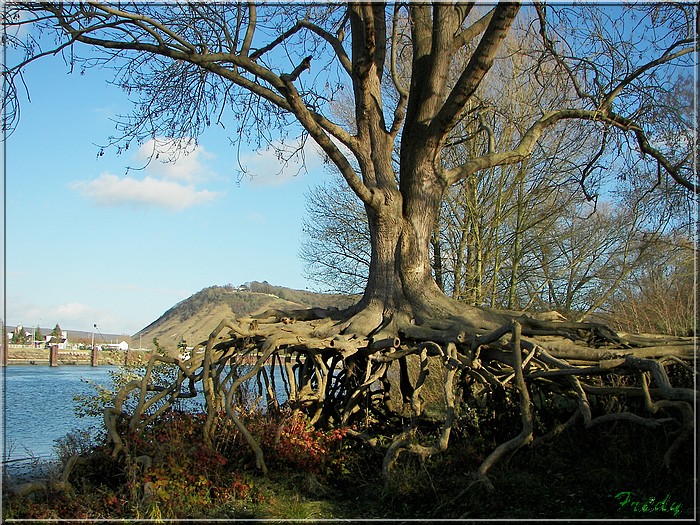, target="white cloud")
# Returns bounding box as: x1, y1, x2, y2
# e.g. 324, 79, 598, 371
54, 302, 92, 322
71, 138, 222, 211
135, 138, 216, 183
6, 299, 121, 334
71, 173, 220, 211
240, 139, 325, 187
